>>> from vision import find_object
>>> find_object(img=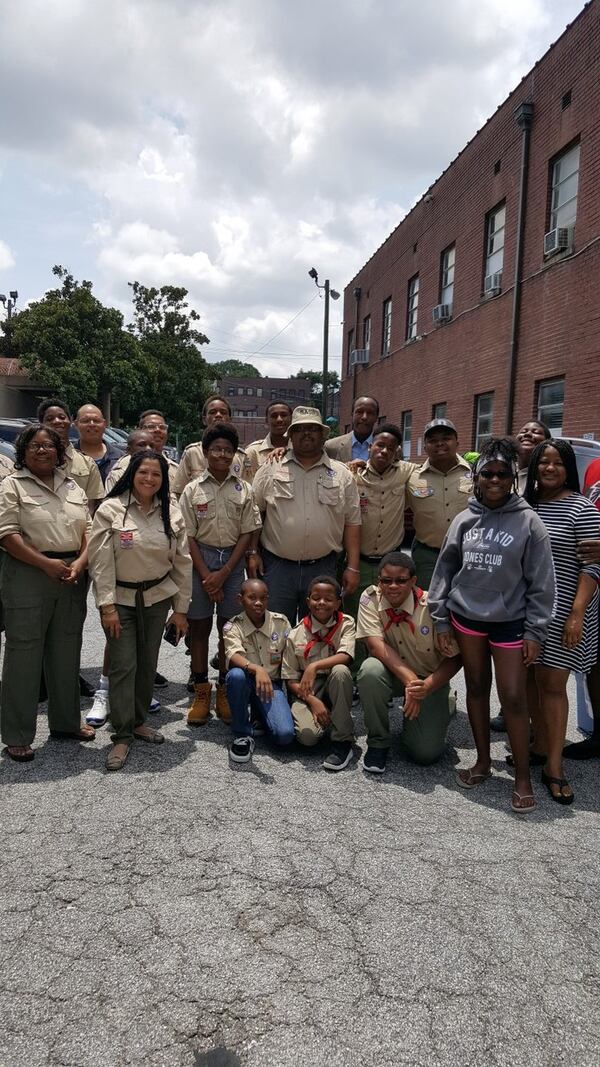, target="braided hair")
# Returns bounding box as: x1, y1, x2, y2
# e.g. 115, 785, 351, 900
106, 450, 174, 540
473, 437, 519, 501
